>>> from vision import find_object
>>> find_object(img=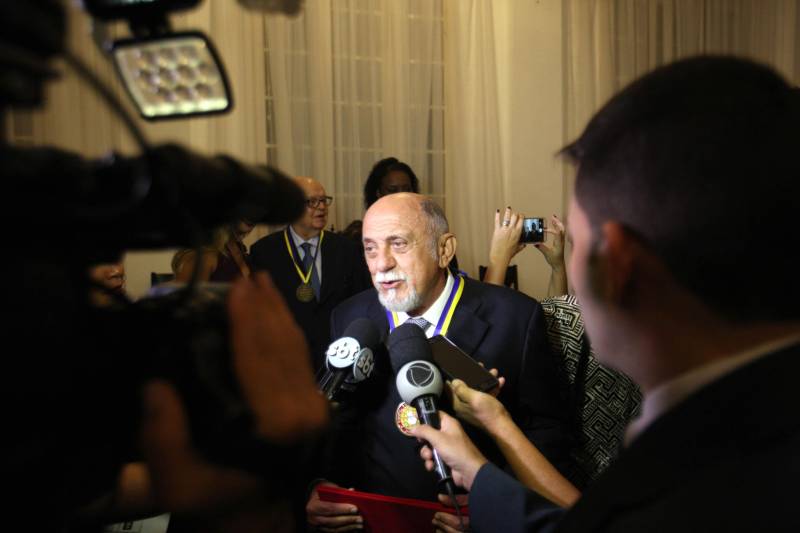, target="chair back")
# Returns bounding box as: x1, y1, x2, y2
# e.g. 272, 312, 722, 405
478, 264, 518, 290
150, 272, 175, 287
